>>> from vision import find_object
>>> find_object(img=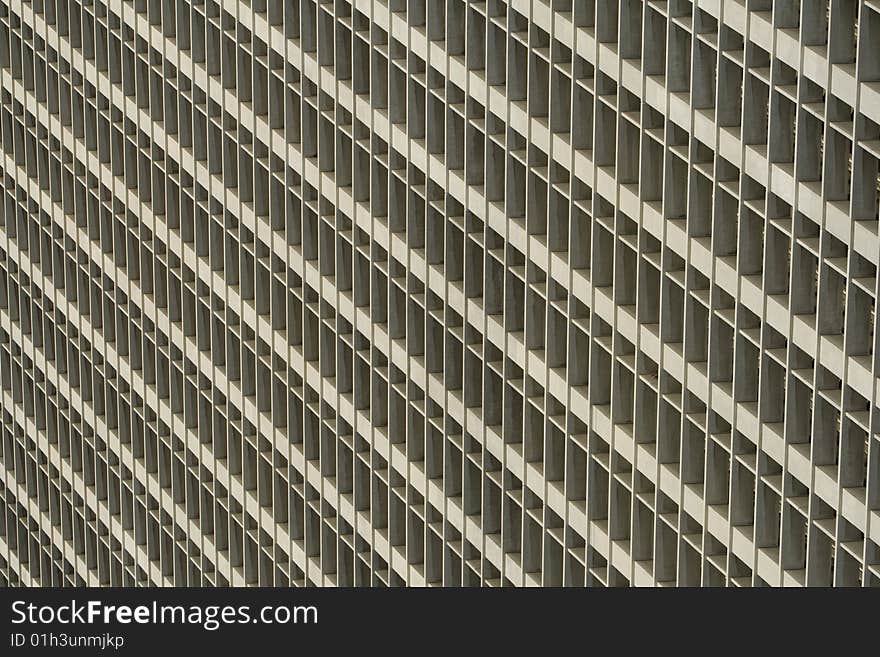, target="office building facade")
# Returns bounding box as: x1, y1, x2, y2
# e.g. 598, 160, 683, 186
1, 0, 880, 587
